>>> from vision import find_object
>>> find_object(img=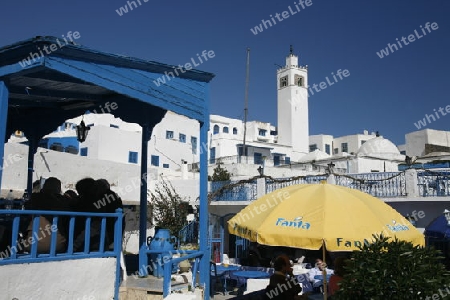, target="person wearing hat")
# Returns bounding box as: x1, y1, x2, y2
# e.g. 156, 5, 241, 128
265, 254, 302, 299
